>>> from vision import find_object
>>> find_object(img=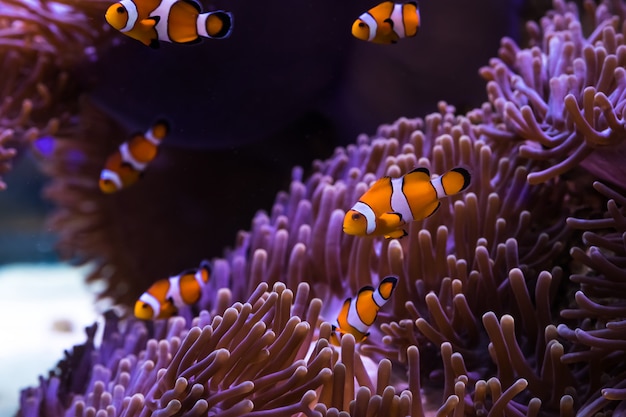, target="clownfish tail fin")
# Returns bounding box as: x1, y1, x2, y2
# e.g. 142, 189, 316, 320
440, 167, 471, 196
151, 119, 170, 139
201, 11, 233, 39
199, 259, 212, 274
